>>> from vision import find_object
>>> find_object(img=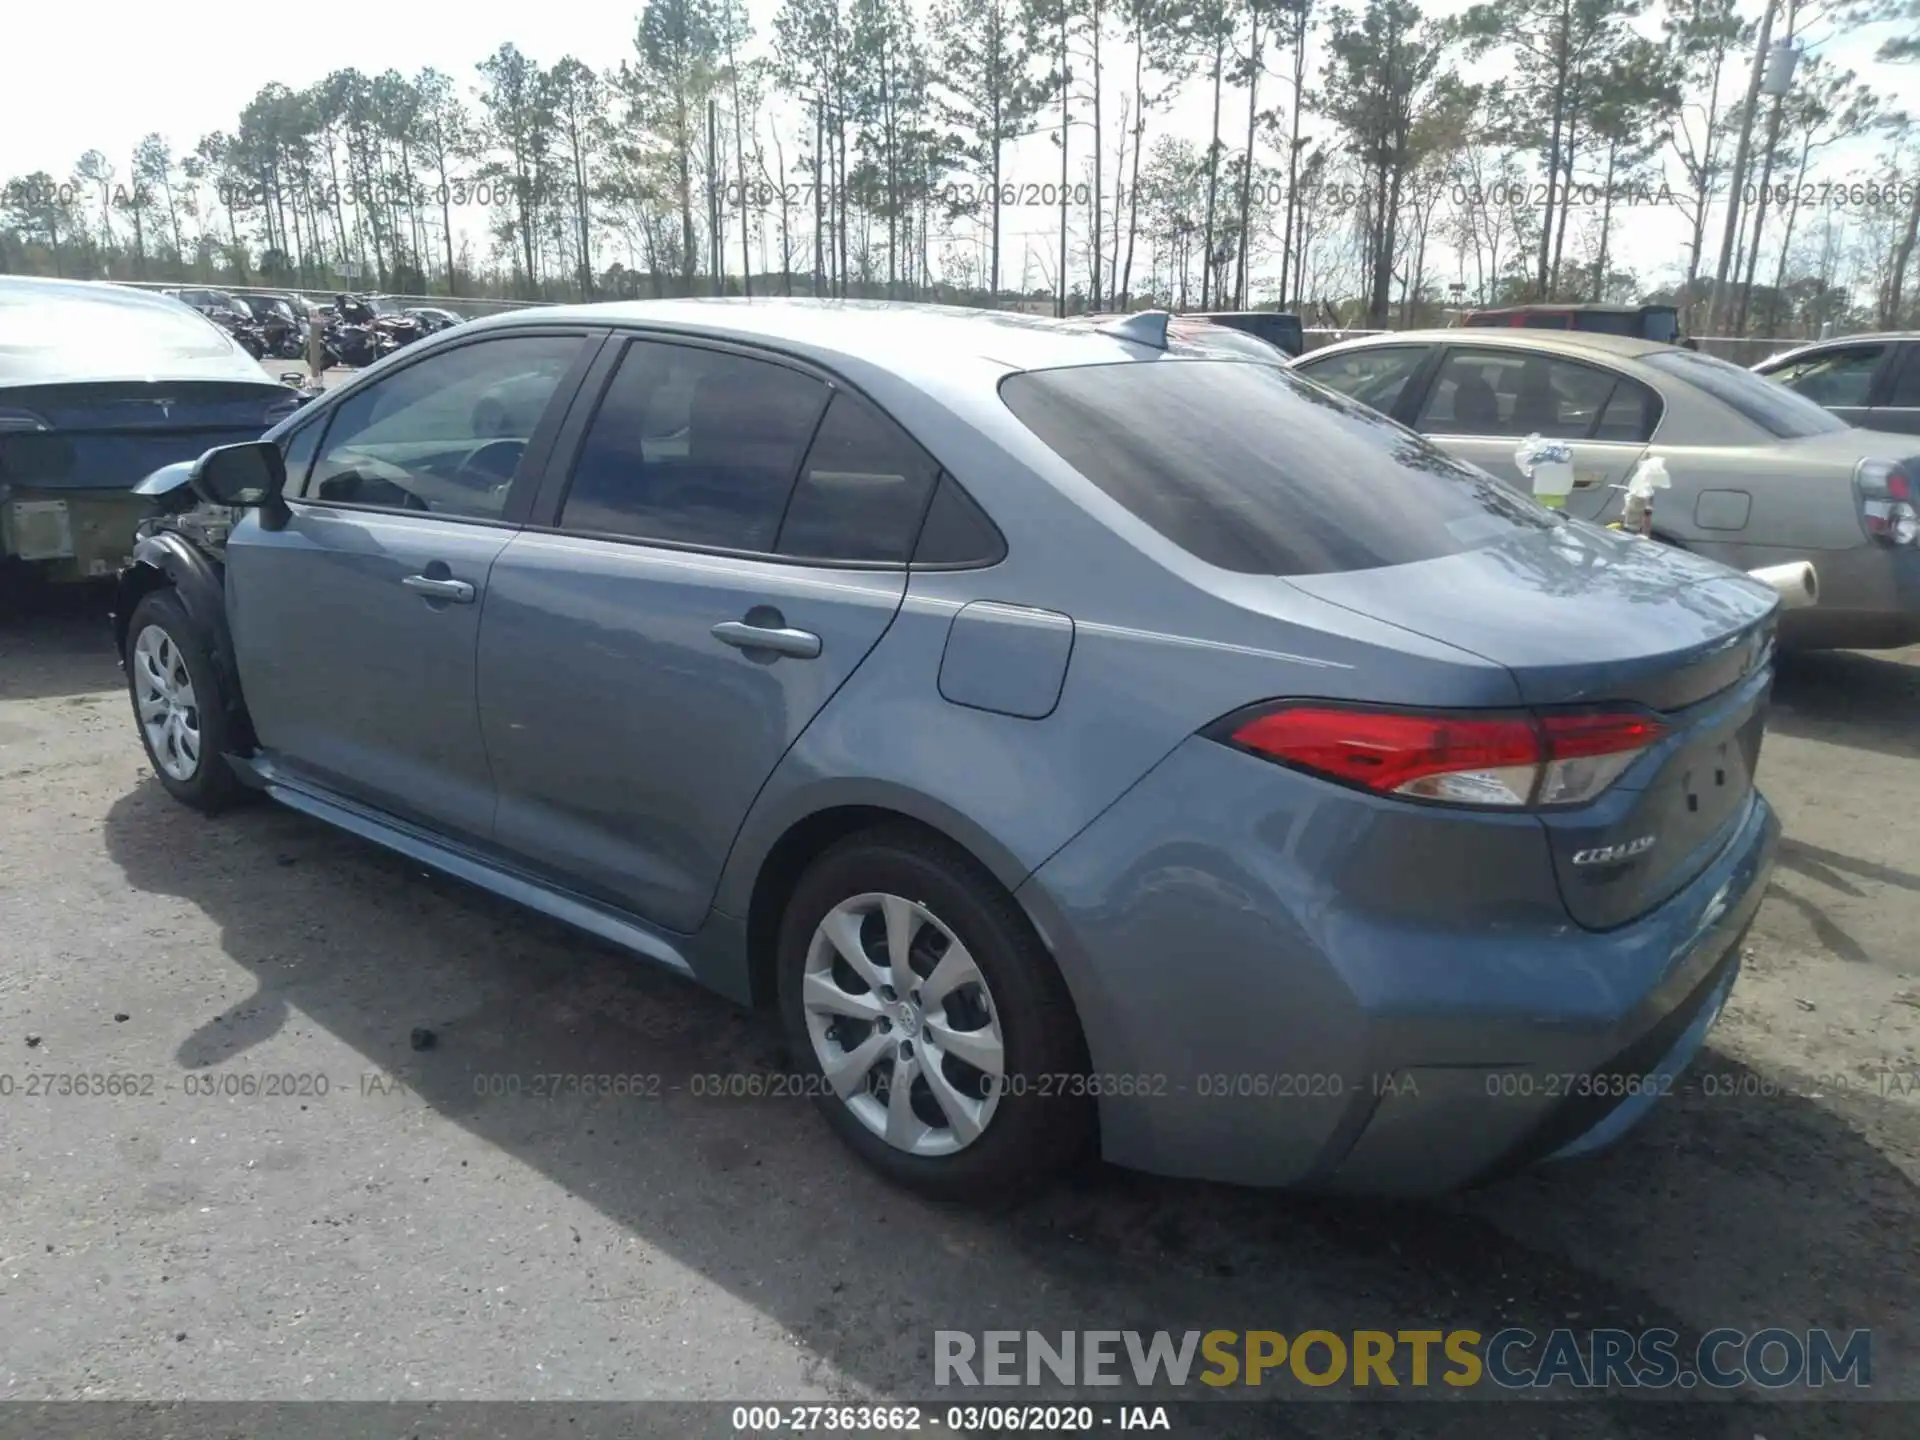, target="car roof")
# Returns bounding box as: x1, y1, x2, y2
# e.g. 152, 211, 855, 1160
1757, 332, 1920, 361
1303, 327, 1670, 362
0, 275, 197, 309
1467, 302, 1669, 315
459, 298, 1199, 379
